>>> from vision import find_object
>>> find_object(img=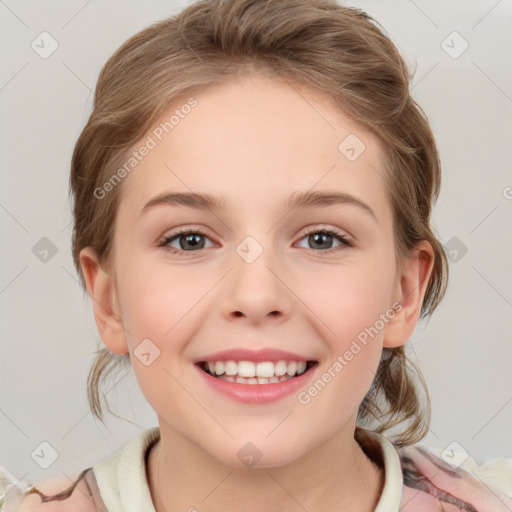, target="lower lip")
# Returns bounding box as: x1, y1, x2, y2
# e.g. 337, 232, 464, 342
194, 364, 317, 404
